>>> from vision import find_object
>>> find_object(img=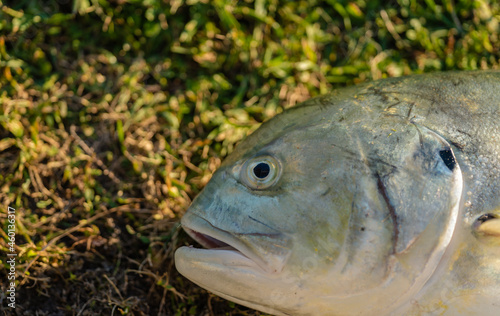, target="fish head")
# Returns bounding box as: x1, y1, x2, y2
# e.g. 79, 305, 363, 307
175, 91, 464, 315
